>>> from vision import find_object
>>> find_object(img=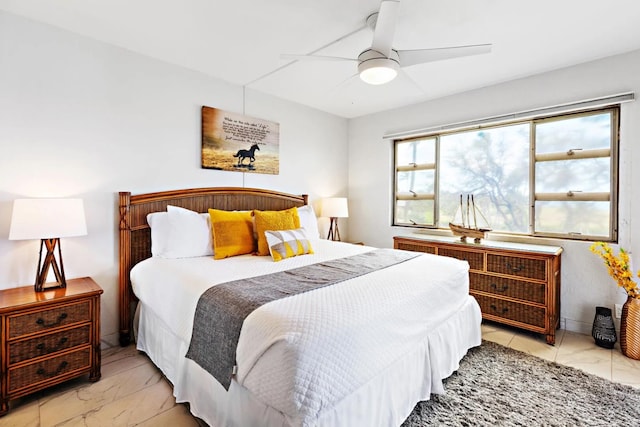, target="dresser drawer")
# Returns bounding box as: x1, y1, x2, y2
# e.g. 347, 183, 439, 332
8, 300, 90, 339
438, 248, 484, 270
473, 293, 546, 328
8, 325, 91, 365
486, 253, 546, 280
8, 347, 91, 393
470, 273, 546, 304
395, 241, 435, 254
